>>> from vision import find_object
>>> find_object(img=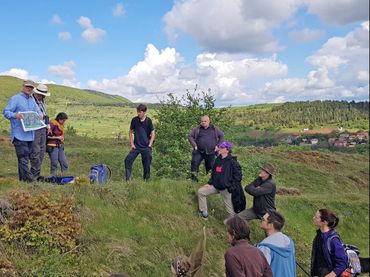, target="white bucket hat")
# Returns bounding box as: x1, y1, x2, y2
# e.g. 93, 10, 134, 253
33, 84, 50, 96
